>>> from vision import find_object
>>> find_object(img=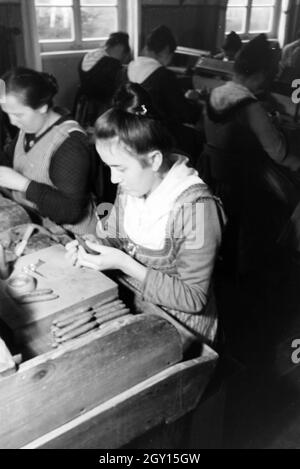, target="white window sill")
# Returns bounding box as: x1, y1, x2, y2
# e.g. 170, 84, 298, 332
41, 50, 91, 58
